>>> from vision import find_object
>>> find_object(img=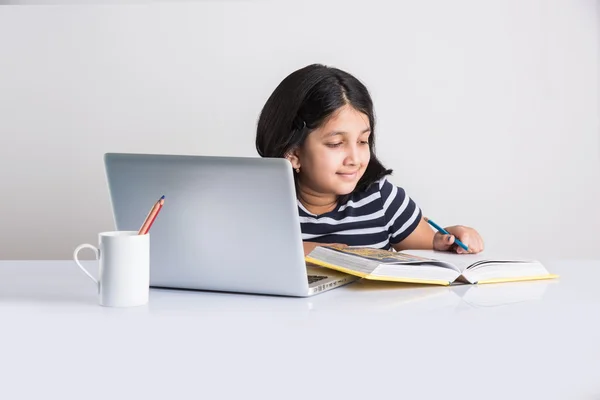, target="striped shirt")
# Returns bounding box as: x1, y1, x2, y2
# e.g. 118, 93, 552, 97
298, 177, 422, 250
